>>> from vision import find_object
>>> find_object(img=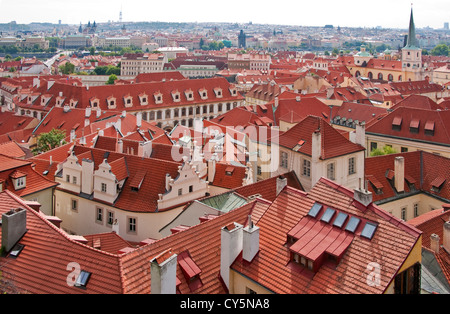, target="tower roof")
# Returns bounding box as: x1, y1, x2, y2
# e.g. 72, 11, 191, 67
404, 7, 420, 50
